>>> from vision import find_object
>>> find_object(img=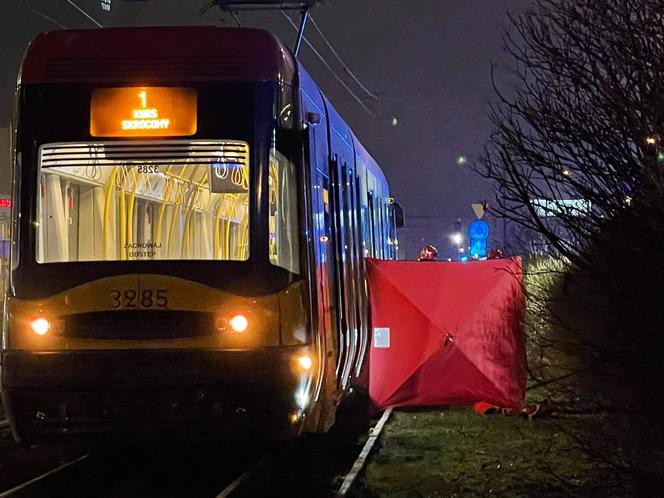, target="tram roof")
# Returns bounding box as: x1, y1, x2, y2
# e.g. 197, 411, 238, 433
21, 27, 296, 85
